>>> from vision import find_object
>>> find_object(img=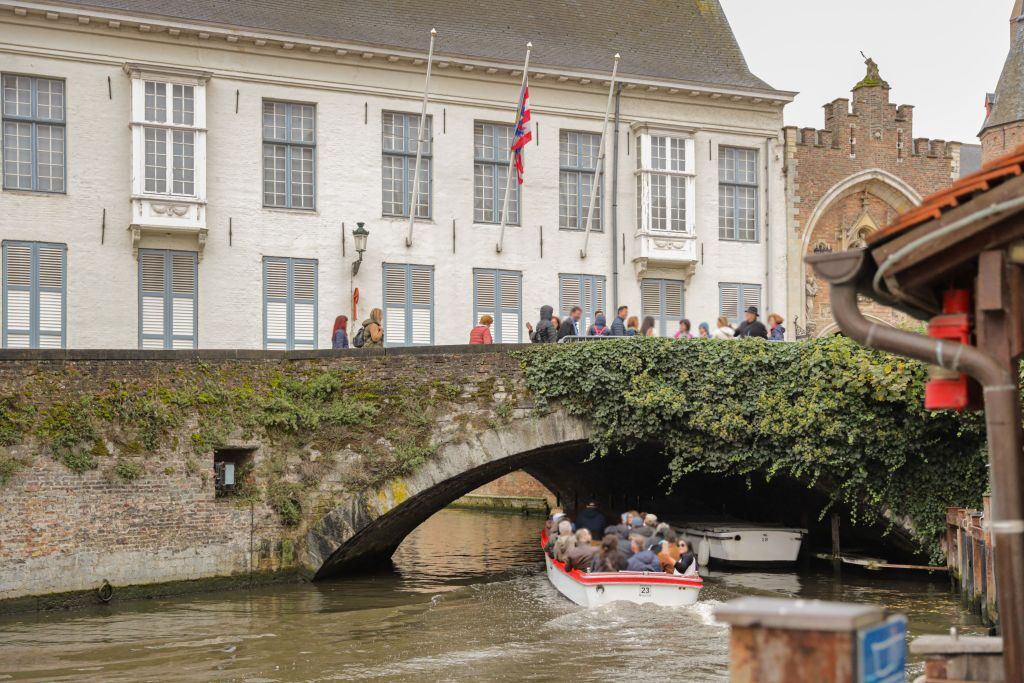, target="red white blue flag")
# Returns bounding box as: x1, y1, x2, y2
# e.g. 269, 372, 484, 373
511, 79, 532, 184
